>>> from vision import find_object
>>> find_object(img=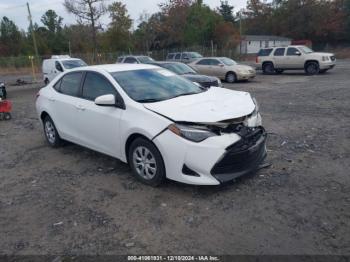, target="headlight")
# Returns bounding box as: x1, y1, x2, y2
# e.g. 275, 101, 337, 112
322, 56, 329, 61
0, 82, 4, 87
168, 123, 216, 142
